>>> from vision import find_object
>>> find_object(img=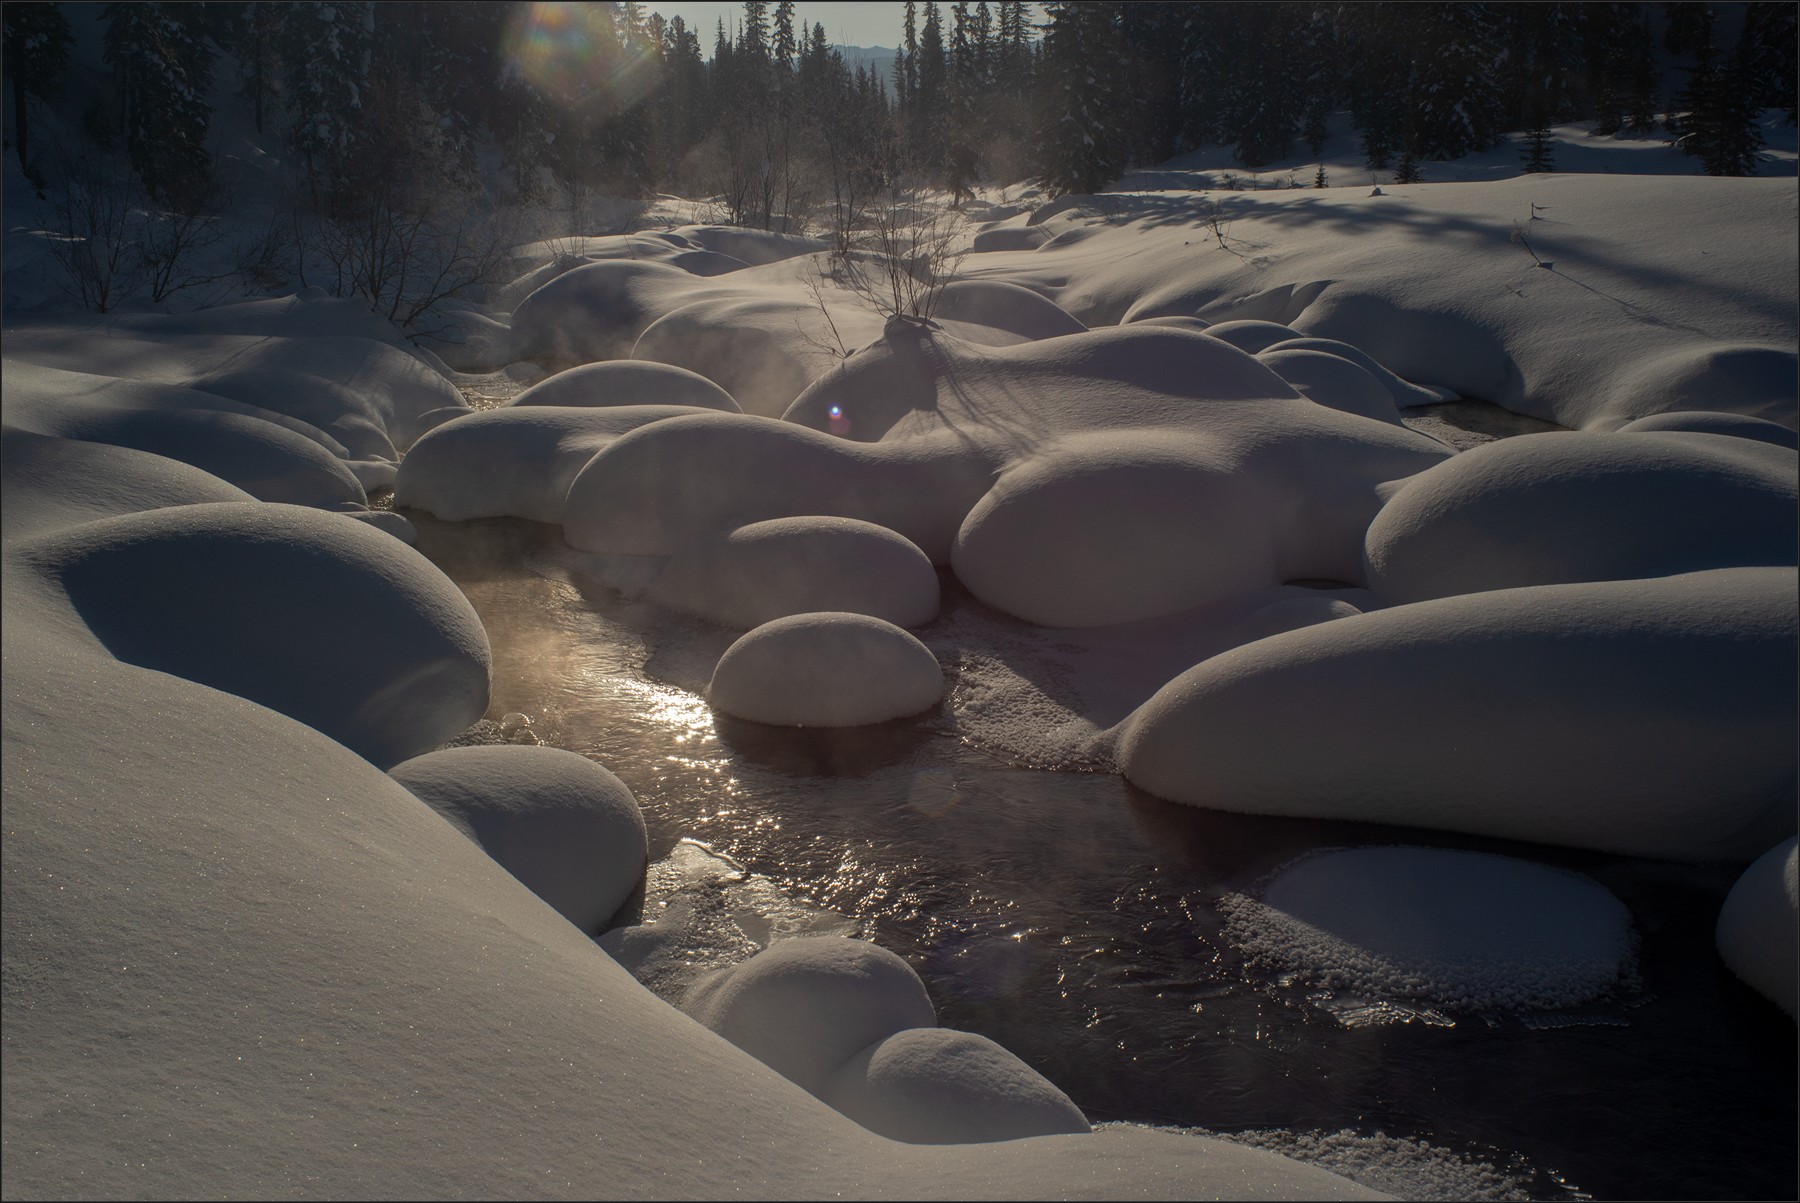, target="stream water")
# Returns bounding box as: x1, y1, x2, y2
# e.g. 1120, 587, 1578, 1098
400, 395, 1795, 1201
